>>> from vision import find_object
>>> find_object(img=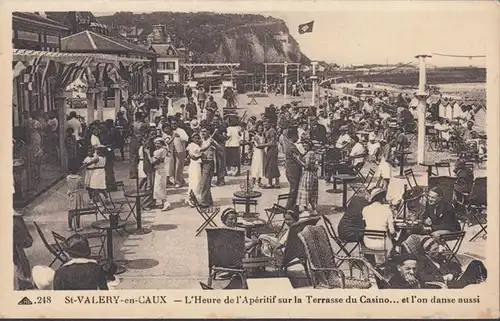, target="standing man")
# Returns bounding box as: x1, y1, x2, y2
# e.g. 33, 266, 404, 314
283, 127, 304, 212
197, 87, 207, 110
199, 126, 216, 206
185, 97, 197, 120
262, 119, 280, 188
211, 115, 228, 186
205, 95, 218, 122
171, 118, 189, 187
